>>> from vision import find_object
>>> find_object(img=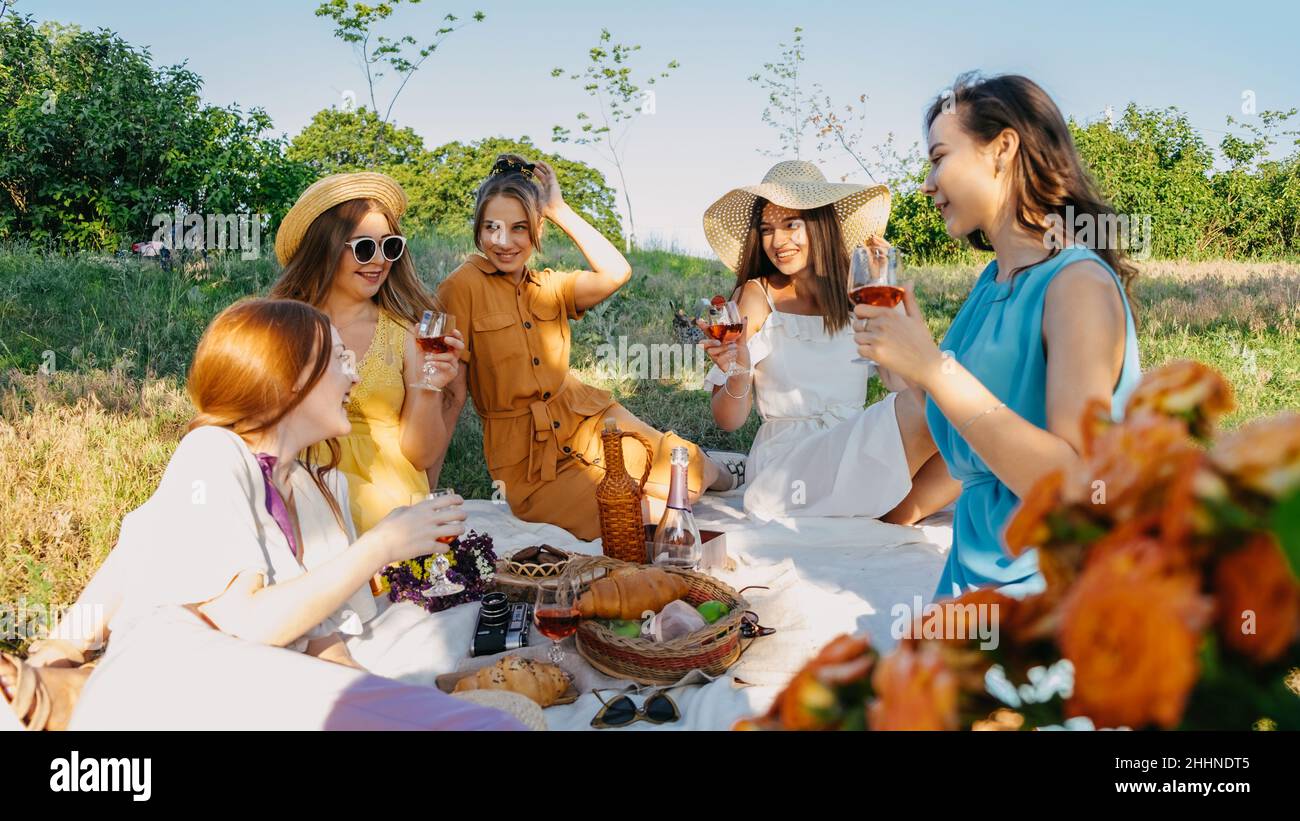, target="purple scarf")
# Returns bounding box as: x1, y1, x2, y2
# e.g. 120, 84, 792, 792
254, 453, 299, 560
